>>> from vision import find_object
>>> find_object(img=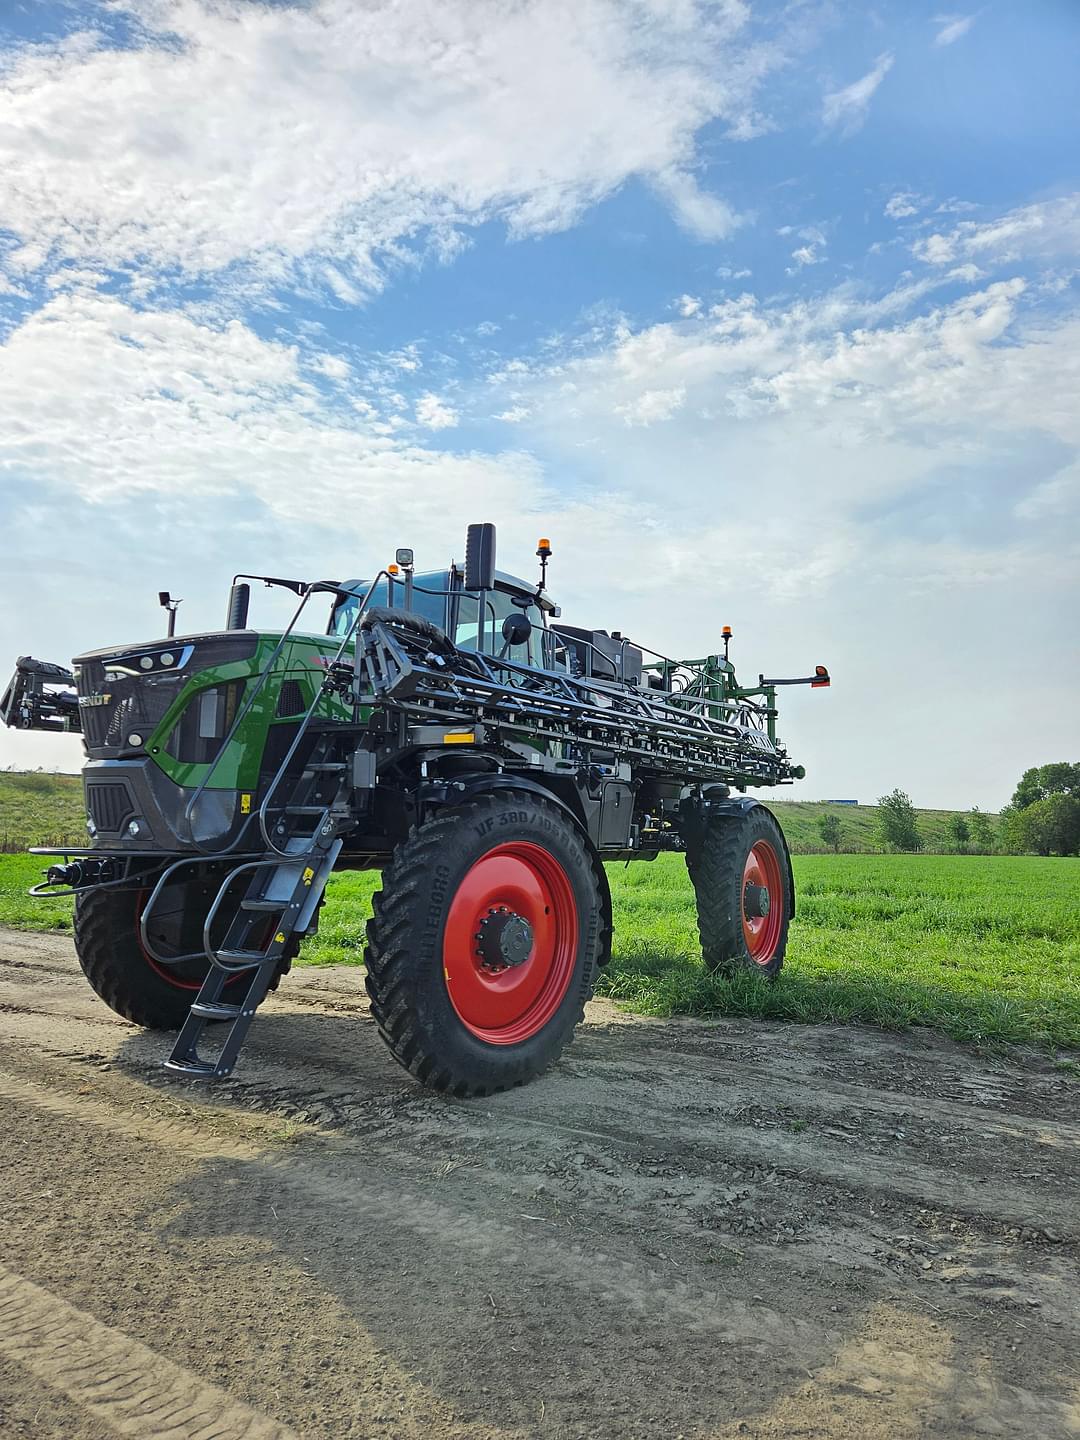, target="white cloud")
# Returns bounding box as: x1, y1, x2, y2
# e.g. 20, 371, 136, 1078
916, 233, 960, 265
500, 274, 1080, 453
822, 53, 894, 137
651, 168, 743, 242
0, 0, 768, 297
885, 192, 923, 220
494, 406, 532, 423
0, 293, 520, 521
933, 14, 976, 46
789, 245, 822, 269
615, 386, 687, 425
415, 392, 459, 430
309, 353, 351, 382
915, 195, 1080, 267
677, 294, 702, 317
